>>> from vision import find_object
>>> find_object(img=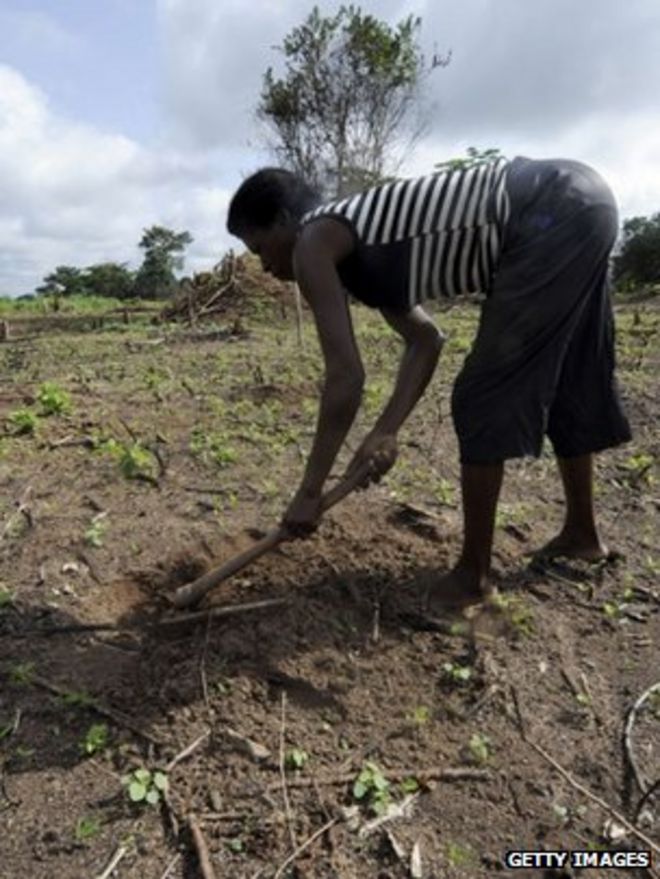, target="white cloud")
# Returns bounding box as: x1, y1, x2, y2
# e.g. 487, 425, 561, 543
0, 65, 229, 295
